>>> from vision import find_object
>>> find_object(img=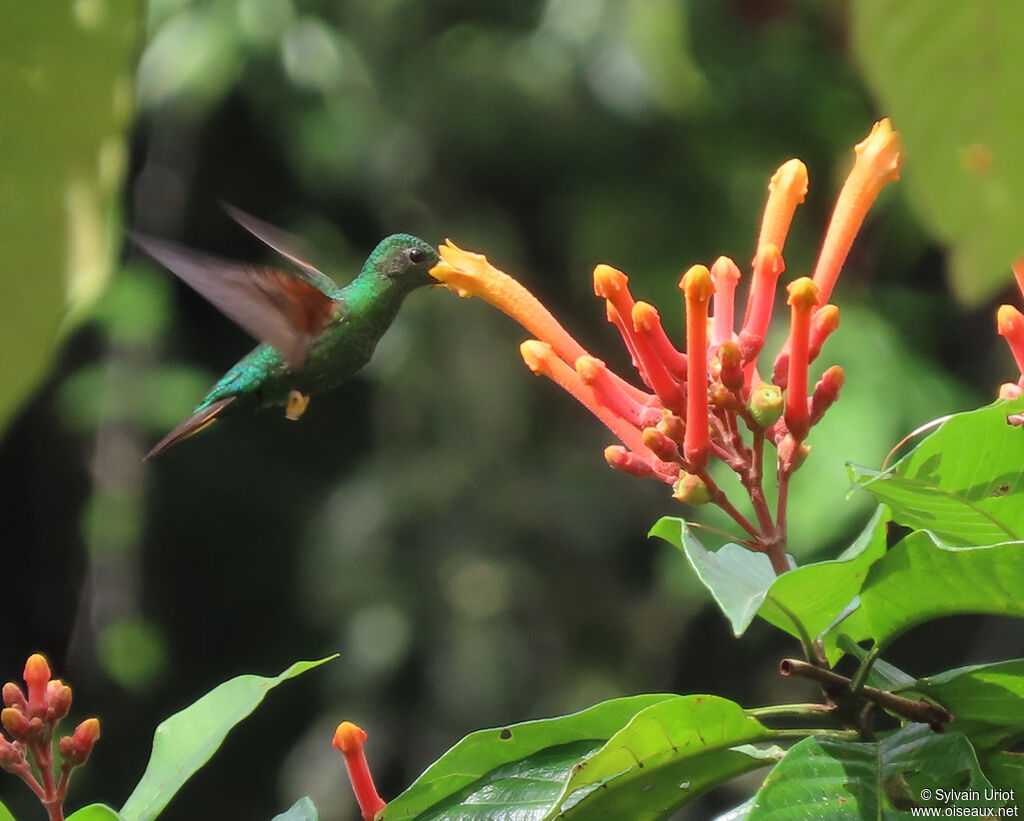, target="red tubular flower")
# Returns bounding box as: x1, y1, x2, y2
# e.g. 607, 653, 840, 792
710, 256, 741, 346
773, 303, 839, 389
784, 277, 820, 440
595, 266, 686, 413
605, 445, 671, 479
576, 356, 662, 429
632, 301, 688, 379
333, 722, 387, 821
680, 265, 714, 469
738, 244, 785, 364
521, 341, 678, 481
